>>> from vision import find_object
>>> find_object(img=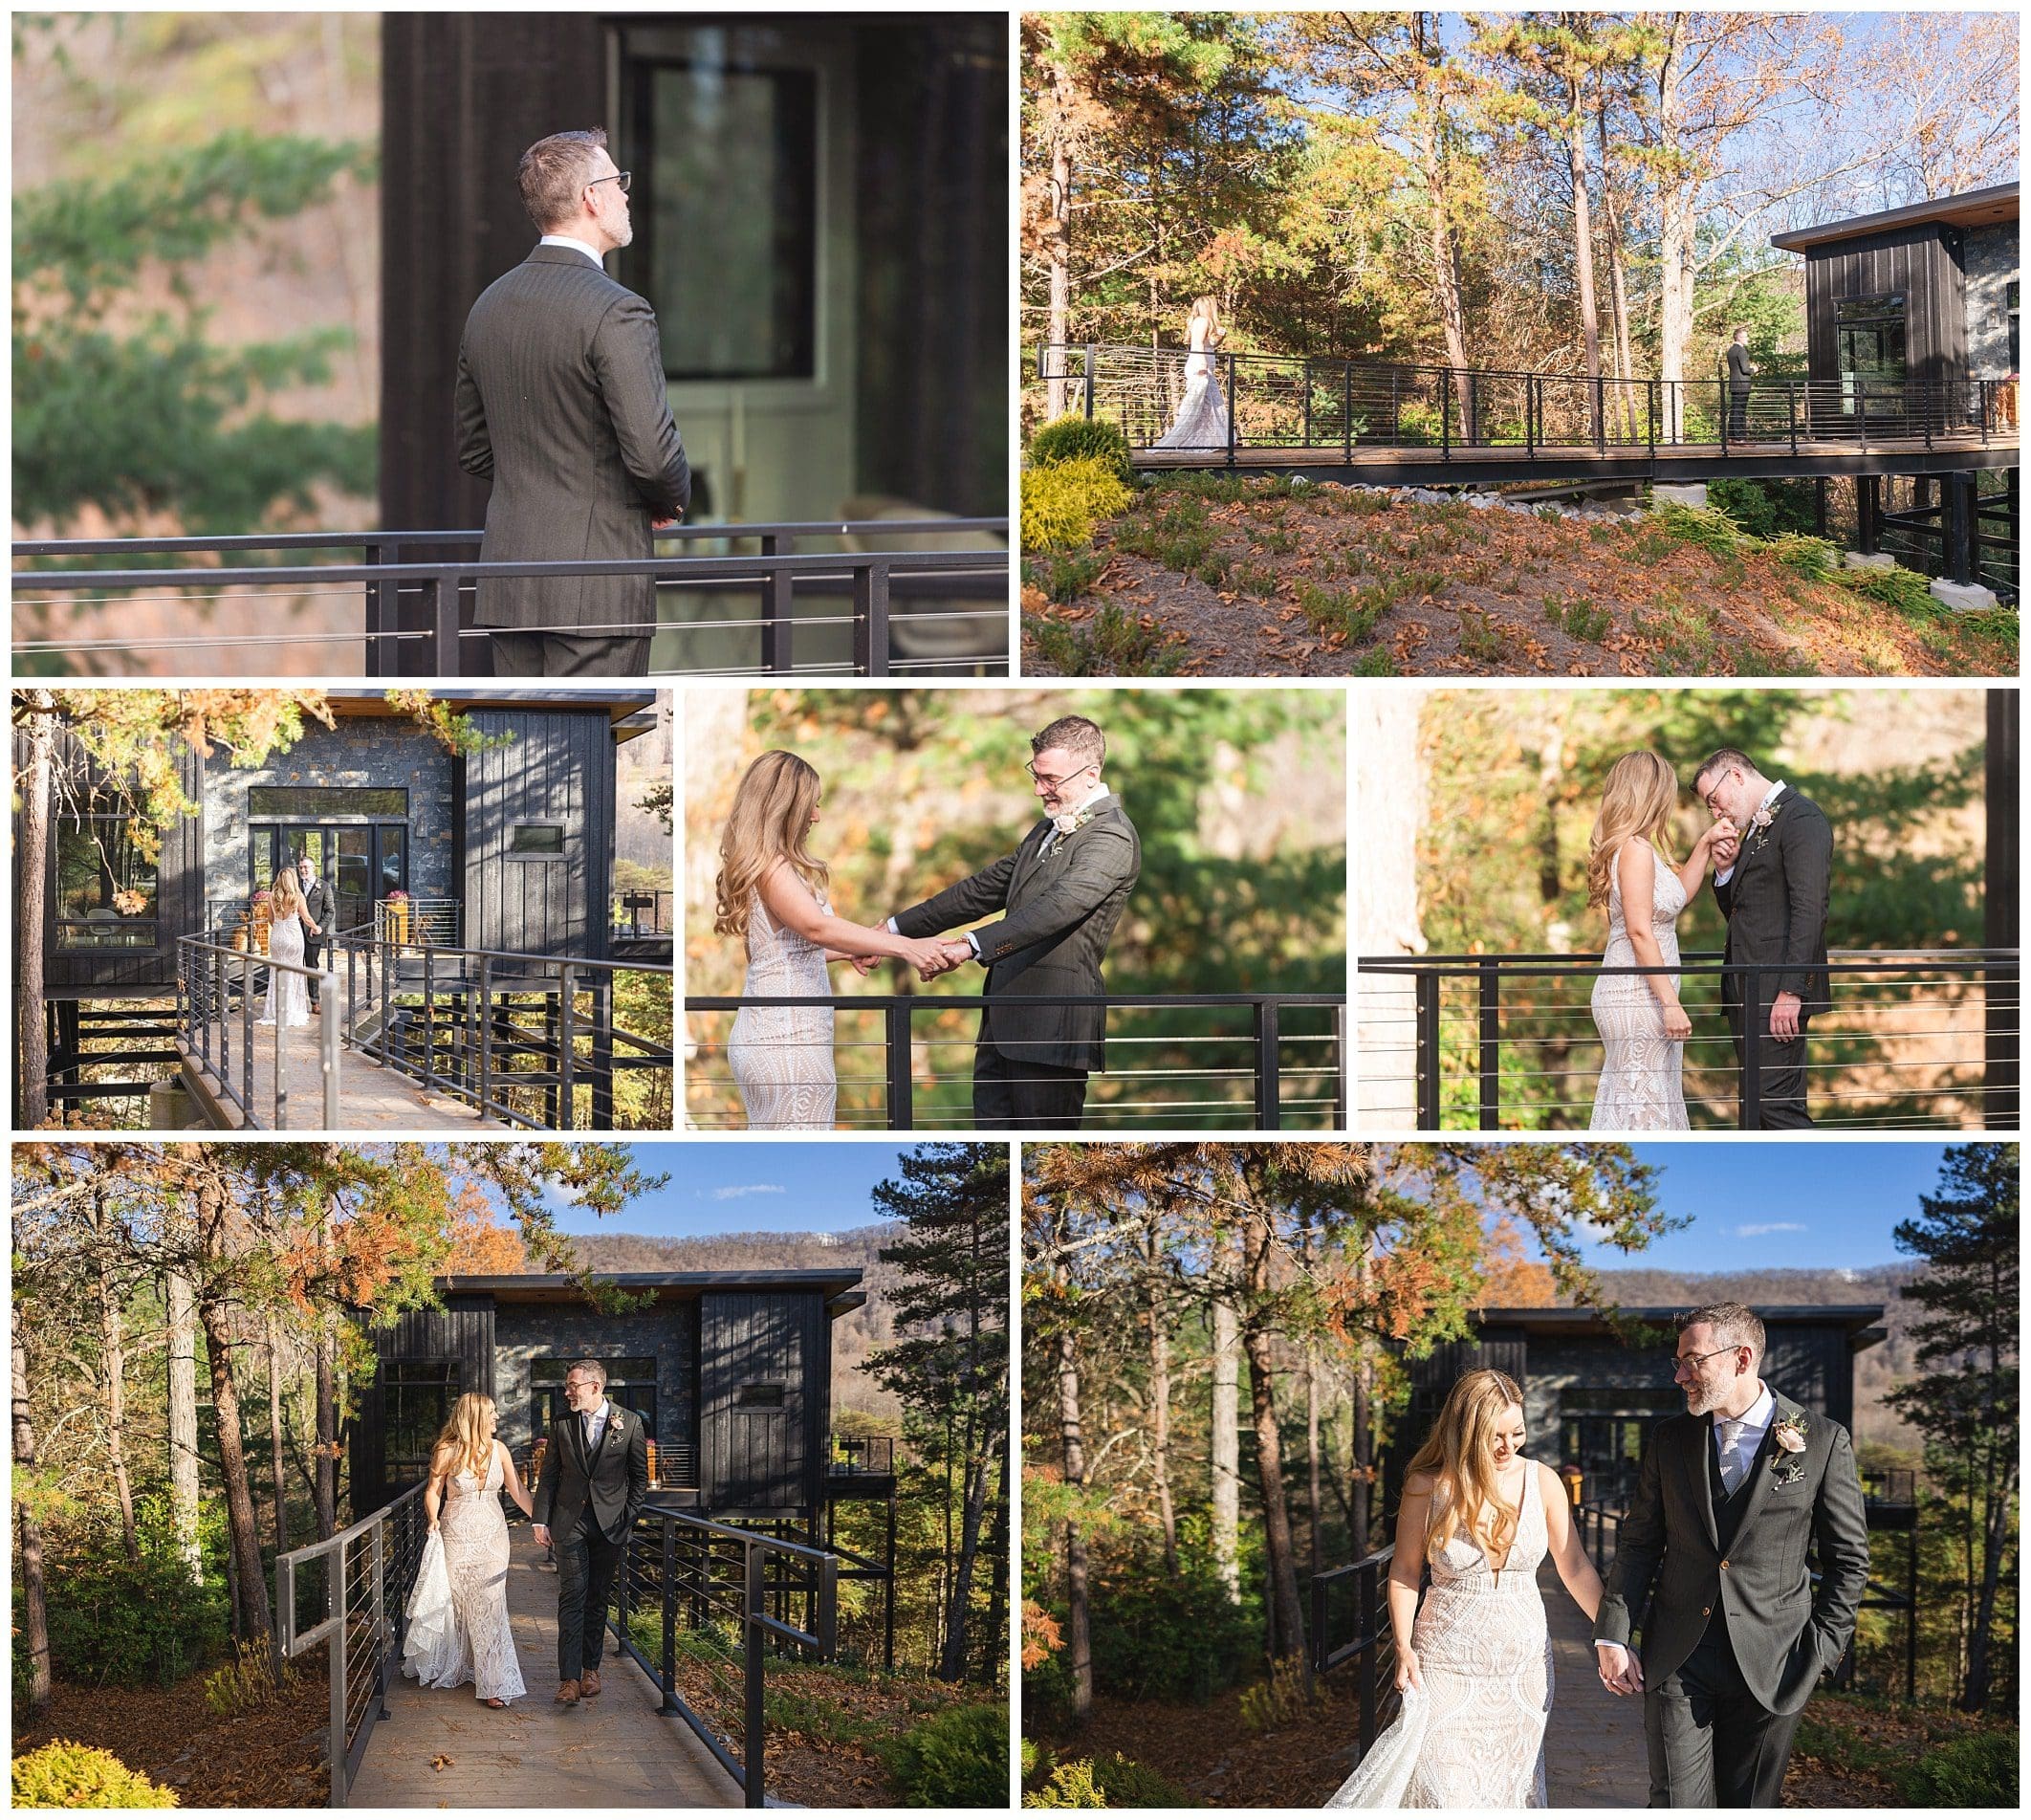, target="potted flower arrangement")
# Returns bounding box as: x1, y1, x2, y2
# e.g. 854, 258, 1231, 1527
384, 888, 412, 944
250, 888, 273, 955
